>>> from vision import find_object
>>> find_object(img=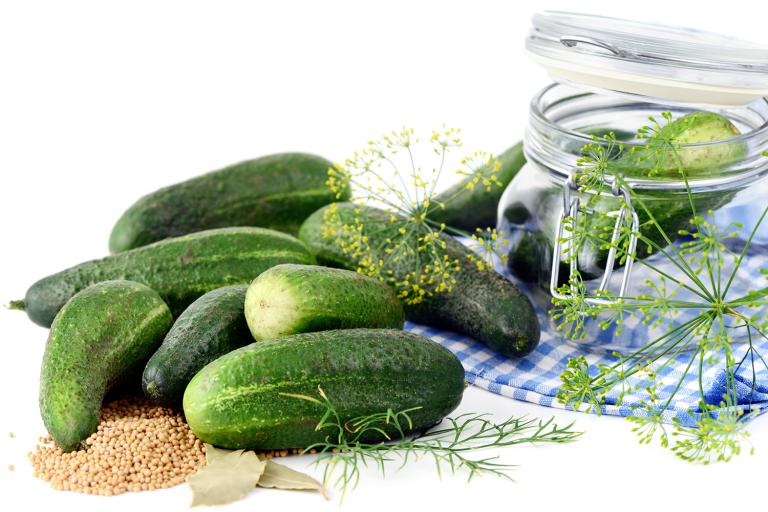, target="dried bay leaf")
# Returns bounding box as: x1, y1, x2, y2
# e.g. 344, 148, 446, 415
203, 443, 233, 464
259, 459, 327, 498
188, 449, 266, 507
202, 443, 326, 499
